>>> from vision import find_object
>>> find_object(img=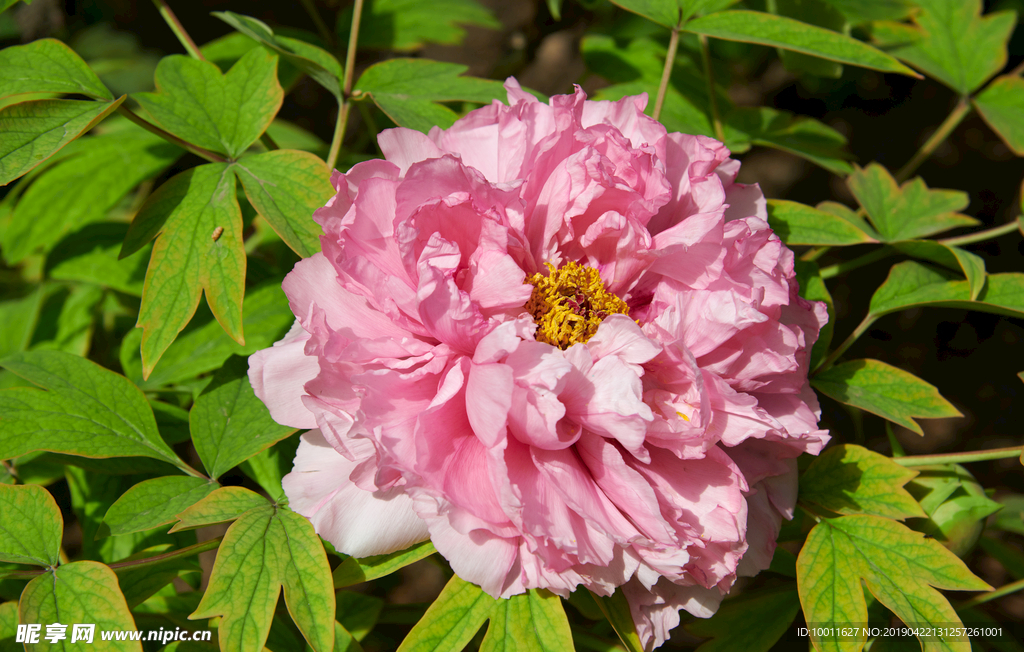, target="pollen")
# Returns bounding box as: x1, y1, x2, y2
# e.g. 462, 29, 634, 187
525, 261, 630, 349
